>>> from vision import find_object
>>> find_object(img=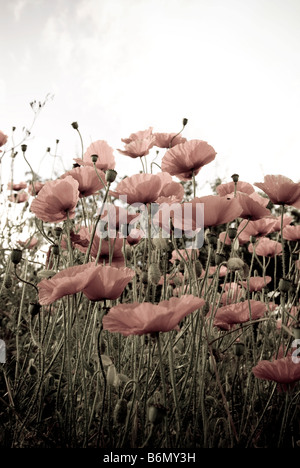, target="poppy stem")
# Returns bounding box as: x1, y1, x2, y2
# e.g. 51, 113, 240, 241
155, 333, 170, 447
280, 204, 286, 277
192, 171, 196, 198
